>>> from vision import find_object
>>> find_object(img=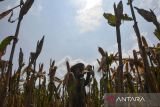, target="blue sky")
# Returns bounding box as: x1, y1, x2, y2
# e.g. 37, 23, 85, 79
0, 0, 160, 78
